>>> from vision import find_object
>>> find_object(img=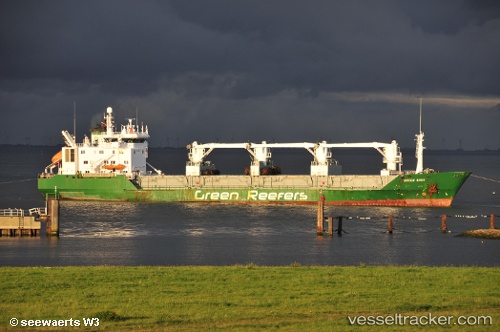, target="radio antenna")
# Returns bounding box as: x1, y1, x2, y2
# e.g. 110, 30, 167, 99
419, 97, 423, 133
73, 101, 77, 140
415, 97, 425, 173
